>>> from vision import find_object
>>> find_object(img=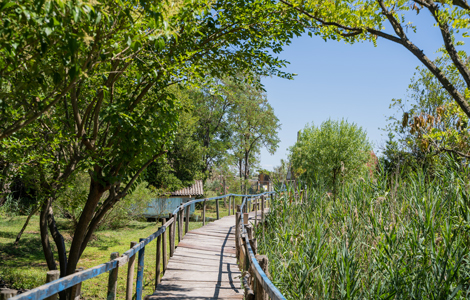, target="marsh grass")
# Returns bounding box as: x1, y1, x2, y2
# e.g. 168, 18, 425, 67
259, 167, 470, 299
